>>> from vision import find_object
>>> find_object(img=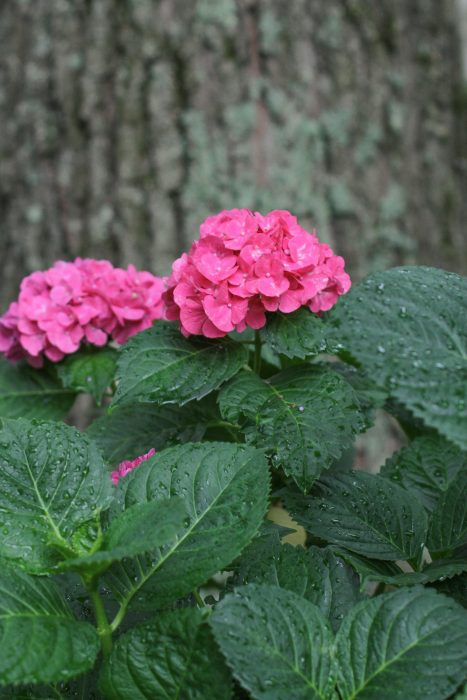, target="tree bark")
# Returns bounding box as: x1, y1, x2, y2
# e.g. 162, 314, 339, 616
0, 0, 465, 305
